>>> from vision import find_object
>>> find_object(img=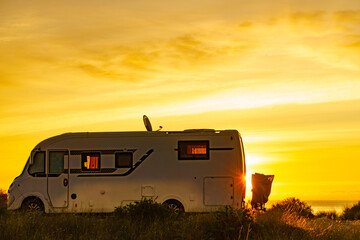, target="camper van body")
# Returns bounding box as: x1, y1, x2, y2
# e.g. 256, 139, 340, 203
7, 129, 246, 213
